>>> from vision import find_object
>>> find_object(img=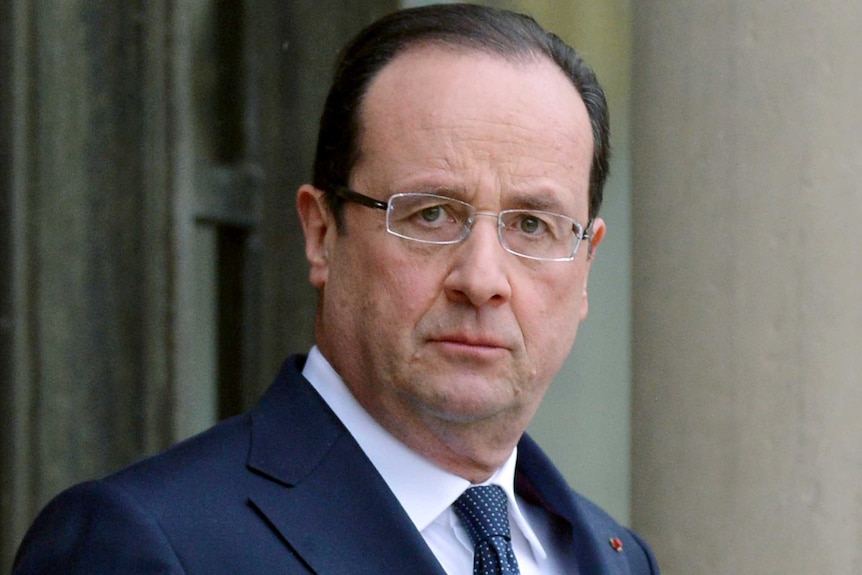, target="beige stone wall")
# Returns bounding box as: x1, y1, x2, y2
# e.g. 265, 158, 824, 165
631, 2, 862, 573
